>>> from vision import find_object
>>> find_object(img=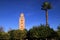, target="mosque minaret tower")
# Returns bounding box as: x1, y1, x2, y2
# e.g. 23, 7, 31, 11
19, 13, 25, 30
